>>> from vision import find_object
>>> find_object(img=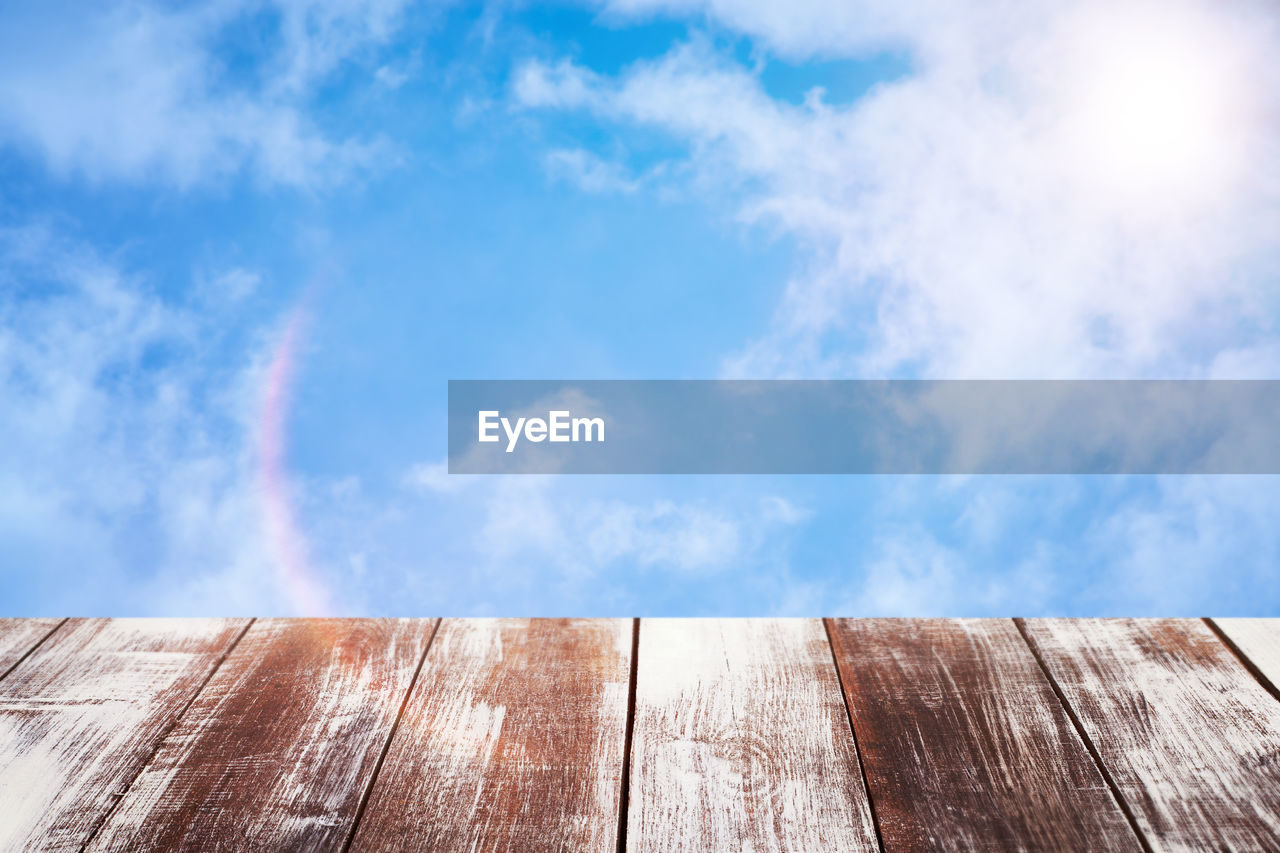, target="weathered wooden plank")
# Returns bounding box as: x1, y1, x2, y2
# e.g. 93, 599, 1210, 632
0, 618, 63, 679
829, 618, 1140, 851
627, 618, 878, 853
349, 618, 633, 853
1021, 618, 1280, 851
1210, 618, 1280, 695
86, 618, 438, 852
0, 617, 249, 852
